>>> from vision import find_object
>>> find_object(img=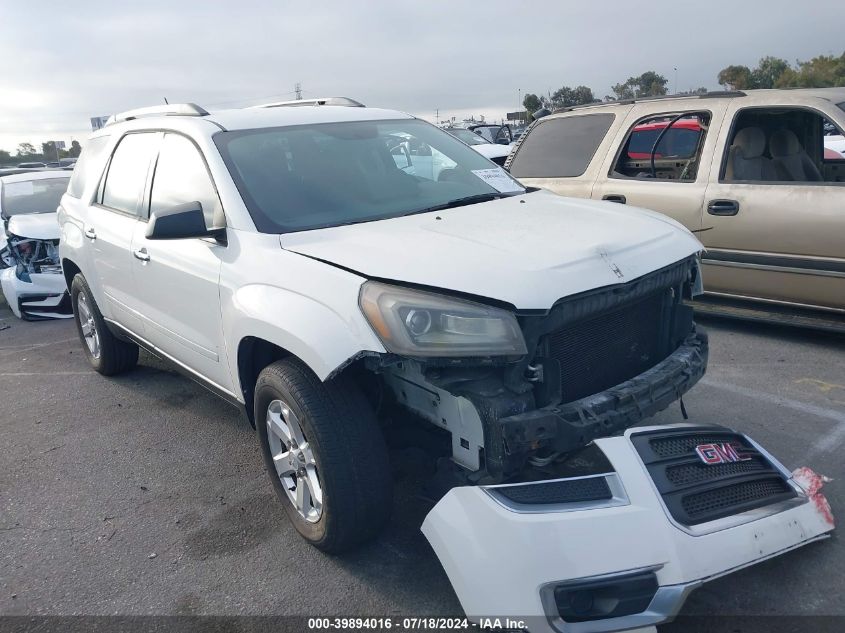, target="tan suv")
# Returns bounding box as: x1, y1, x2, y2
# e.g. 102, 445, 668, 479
507, 88, 845, 329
